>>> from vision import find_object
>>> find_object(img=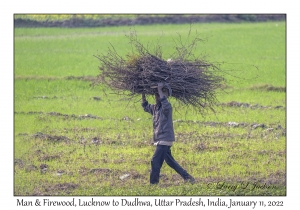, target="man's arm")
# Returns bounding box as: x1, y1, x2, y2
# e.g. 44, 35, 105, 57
142, 93, 146, 103
157, 83, 172, 115
141, 93, 153, 115
157, 83, 164, 99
